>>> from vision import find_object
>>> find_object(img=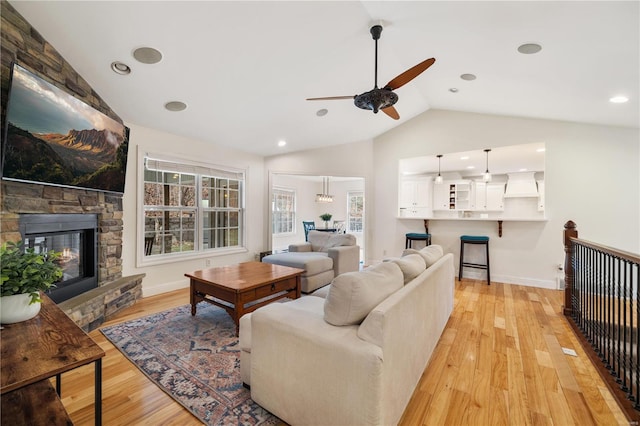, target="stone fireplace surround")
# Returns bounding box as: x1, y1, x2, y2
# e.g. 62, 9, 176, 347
0, 180, 144, 331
